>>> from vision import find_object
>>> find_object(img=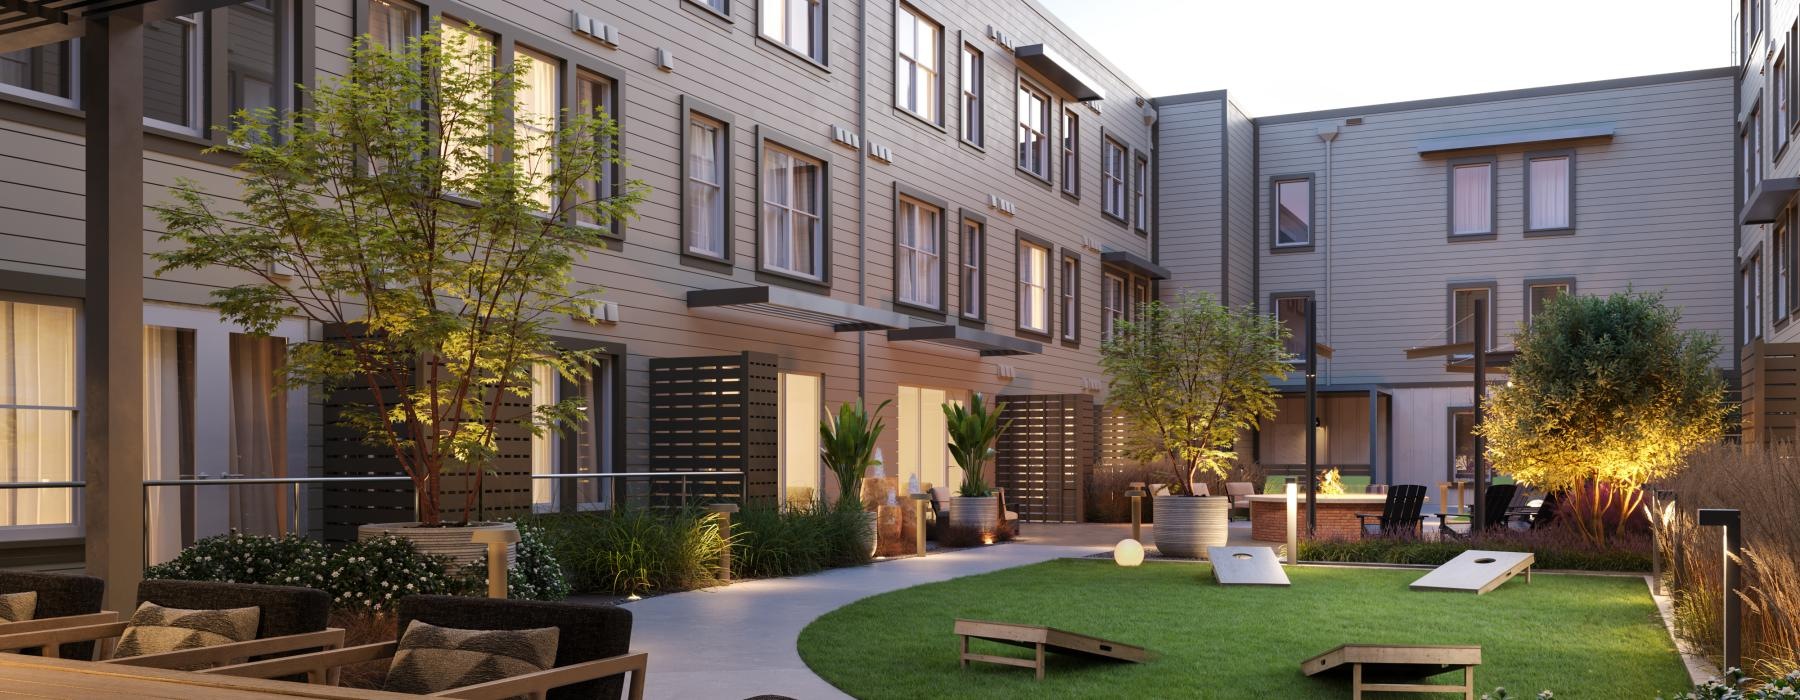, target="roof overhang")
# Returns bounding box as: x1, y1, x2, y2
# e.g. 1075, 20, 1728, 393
0, 0, 248, 52
1415, 123, 1615, 157
1100, 250, 1170, 280
1741, 178, 1800, 225
686, 285, 912, 332
1014, 44, 1105, 102
886, 324, 1043, 356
